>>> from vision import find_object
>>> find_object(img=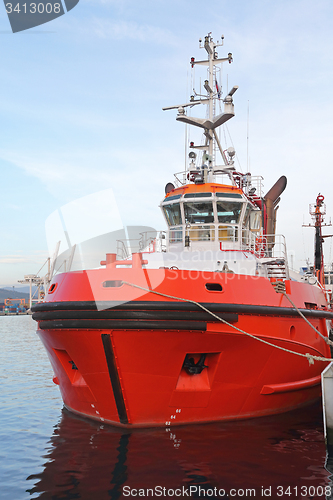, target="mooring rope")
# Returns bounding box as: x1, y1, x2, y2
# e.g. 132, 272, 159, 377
282, 291, 333, 347
121, 281, 333, 366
